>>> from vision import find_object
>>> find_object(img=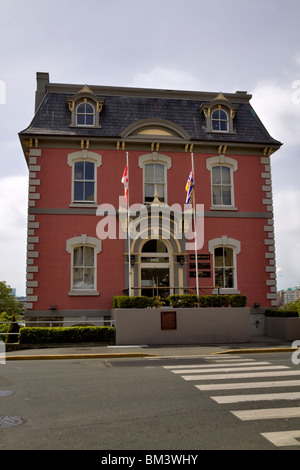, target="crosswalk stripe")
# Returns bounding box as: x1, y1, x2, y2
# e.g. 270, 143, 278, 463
196, 379, 300, 391
211, 391, 300, 404
261, 430, 300, 447
178, 365, 287, 375
182, 369, 300, 380
231, 407, 300, 421
164, 361, 269, 370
